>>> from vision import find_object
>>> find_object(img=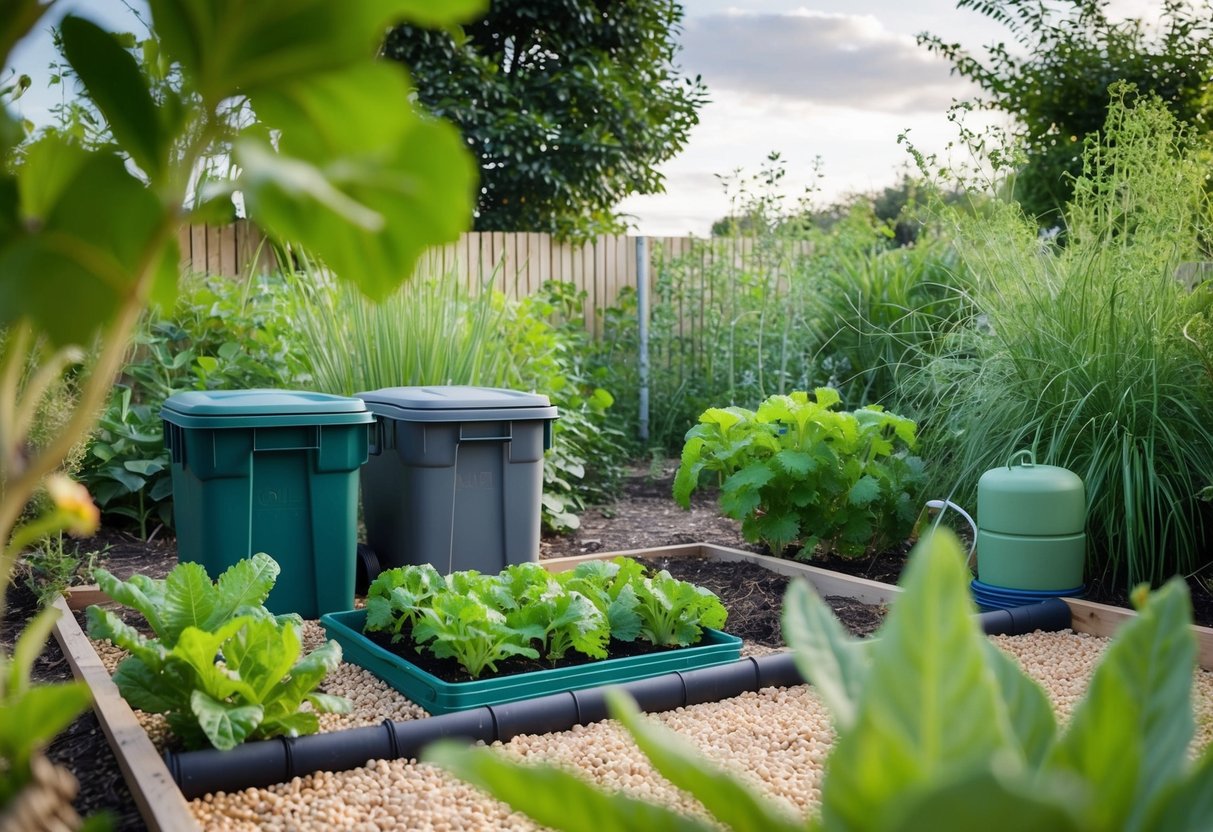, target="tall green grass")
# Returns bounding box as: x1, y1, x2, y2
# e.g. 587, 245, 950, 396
905, 87, 1213, 588
284, 252, 627, 530
286, 251, 515, 394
